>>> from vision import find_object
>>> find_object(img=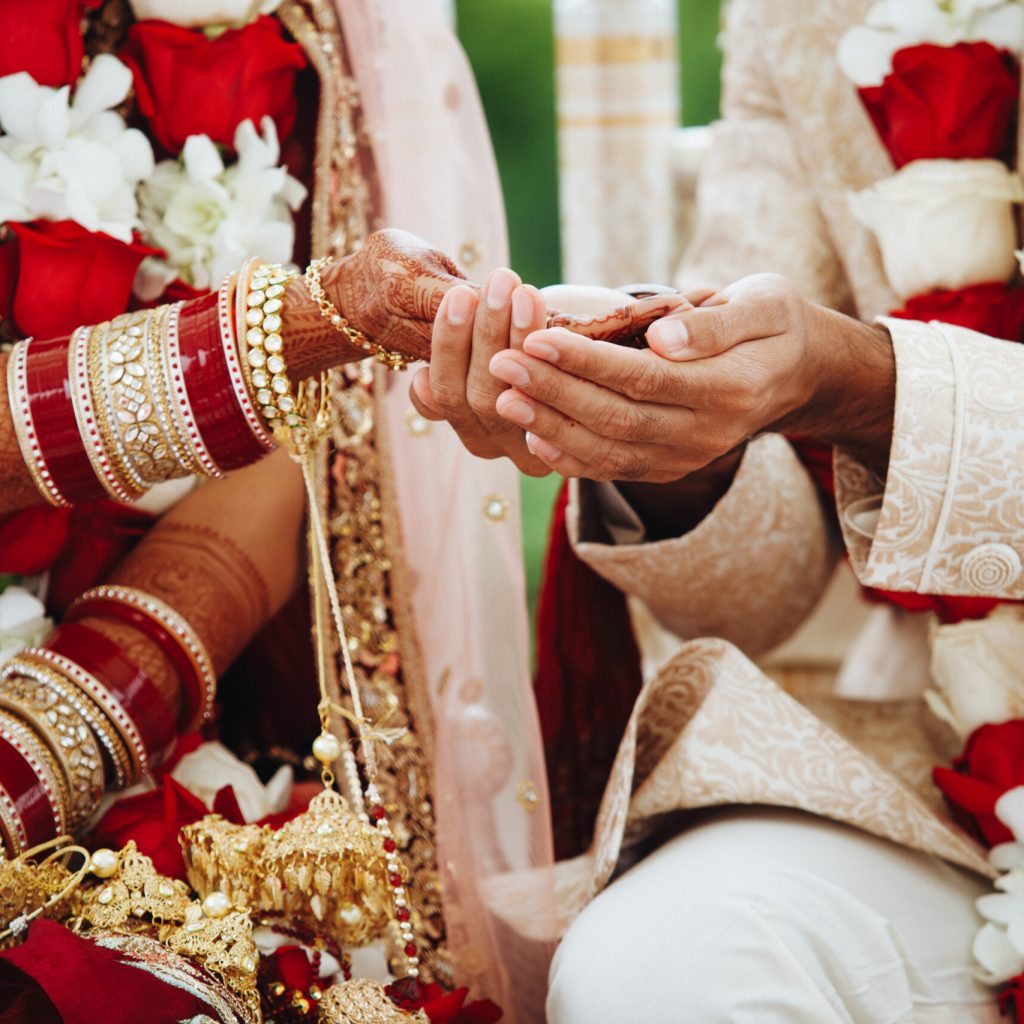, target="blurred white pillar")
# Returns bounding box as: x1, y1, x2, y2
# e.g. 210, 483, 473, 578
555, 0, 679, 287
